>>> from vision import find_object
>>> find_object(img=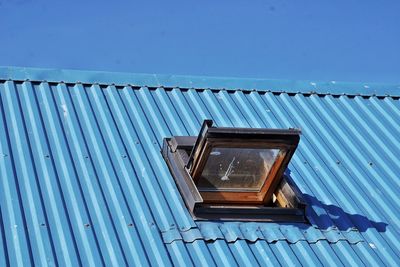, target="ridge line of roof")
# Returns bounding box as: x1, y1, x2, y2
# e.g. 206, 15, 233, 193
1, 66, 399, 97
